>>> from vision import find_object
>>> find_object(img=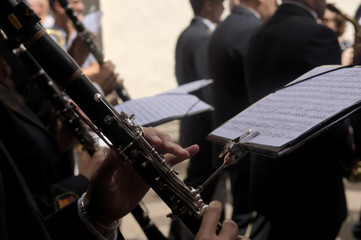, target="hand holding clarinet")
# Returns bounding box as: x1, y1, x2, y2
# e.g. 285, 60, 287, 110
84, 128, 245, 240
0, 1, 247, 238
